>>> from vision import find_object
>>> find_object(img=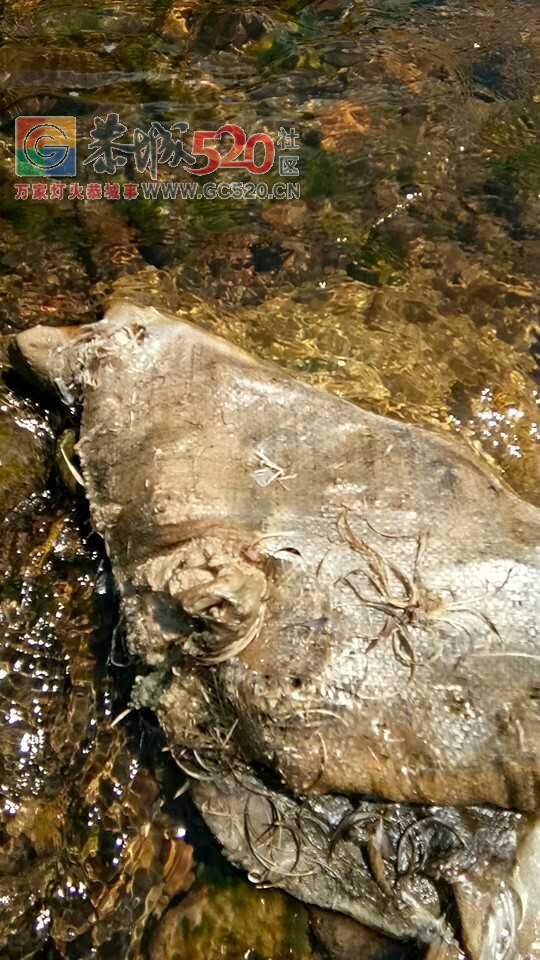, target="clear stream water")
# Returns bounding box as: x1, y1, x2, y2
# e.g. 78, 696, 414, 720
0, 0, 539, 957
